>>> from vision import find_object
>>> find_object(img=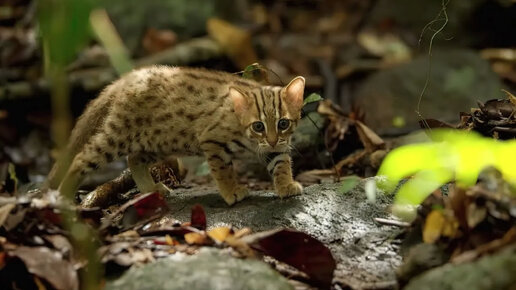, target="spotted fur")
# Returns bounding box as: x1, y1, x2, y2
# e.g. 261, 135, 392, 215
48, 66, 305, 205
